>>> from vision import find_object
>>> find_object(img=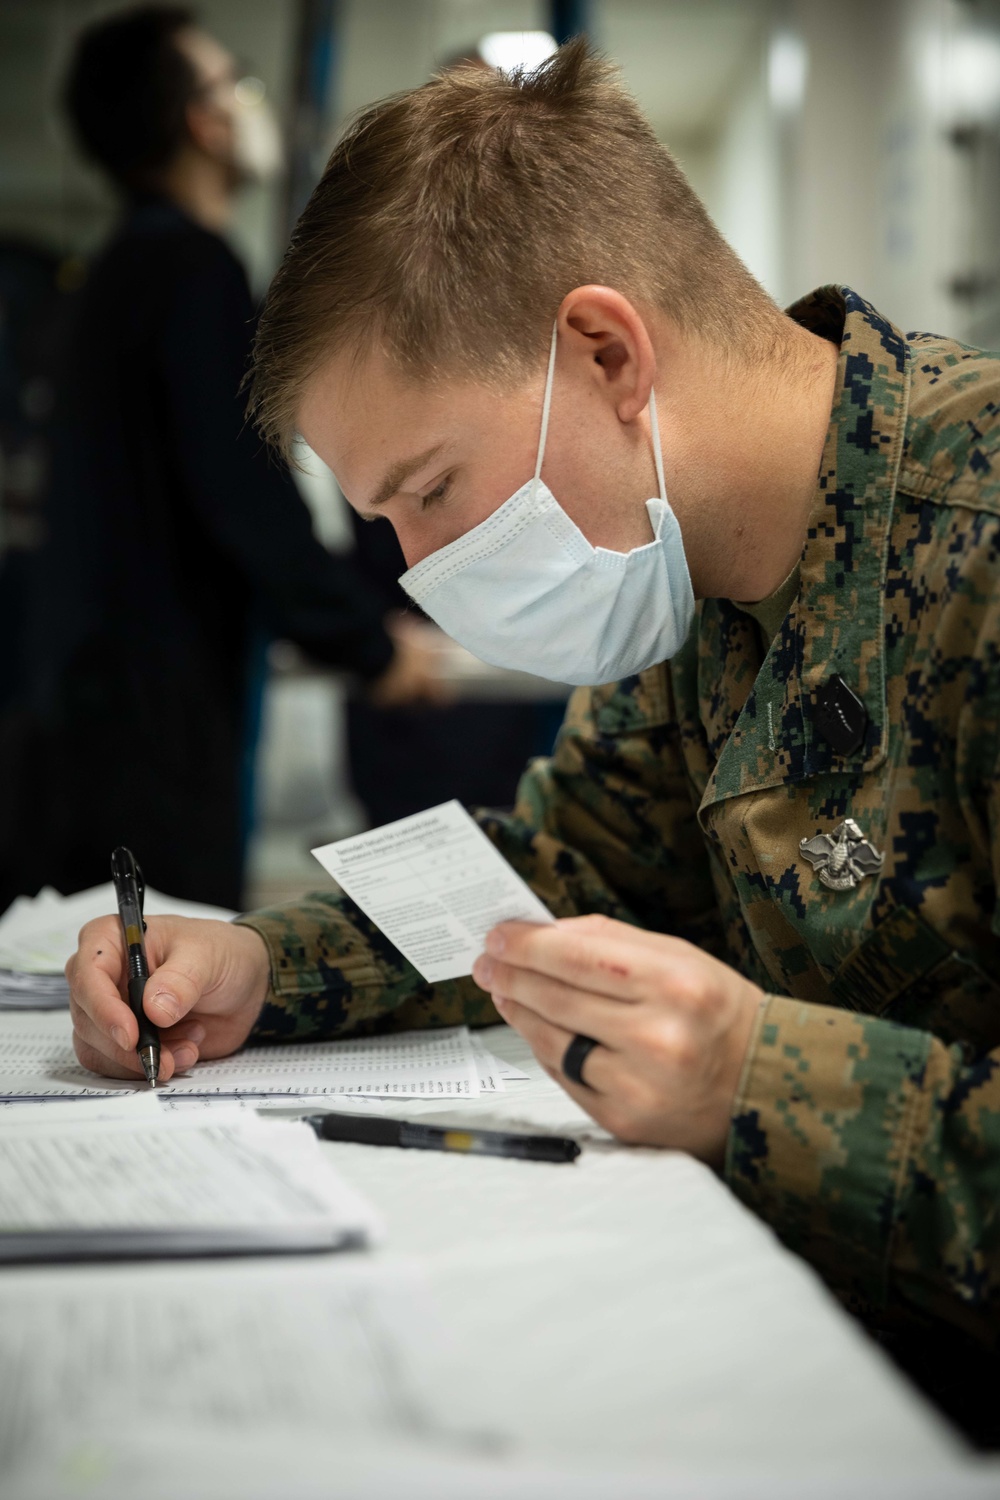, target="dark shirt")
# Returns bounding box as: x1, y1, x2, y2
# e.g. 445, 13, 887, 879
28, 198, 392, 907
